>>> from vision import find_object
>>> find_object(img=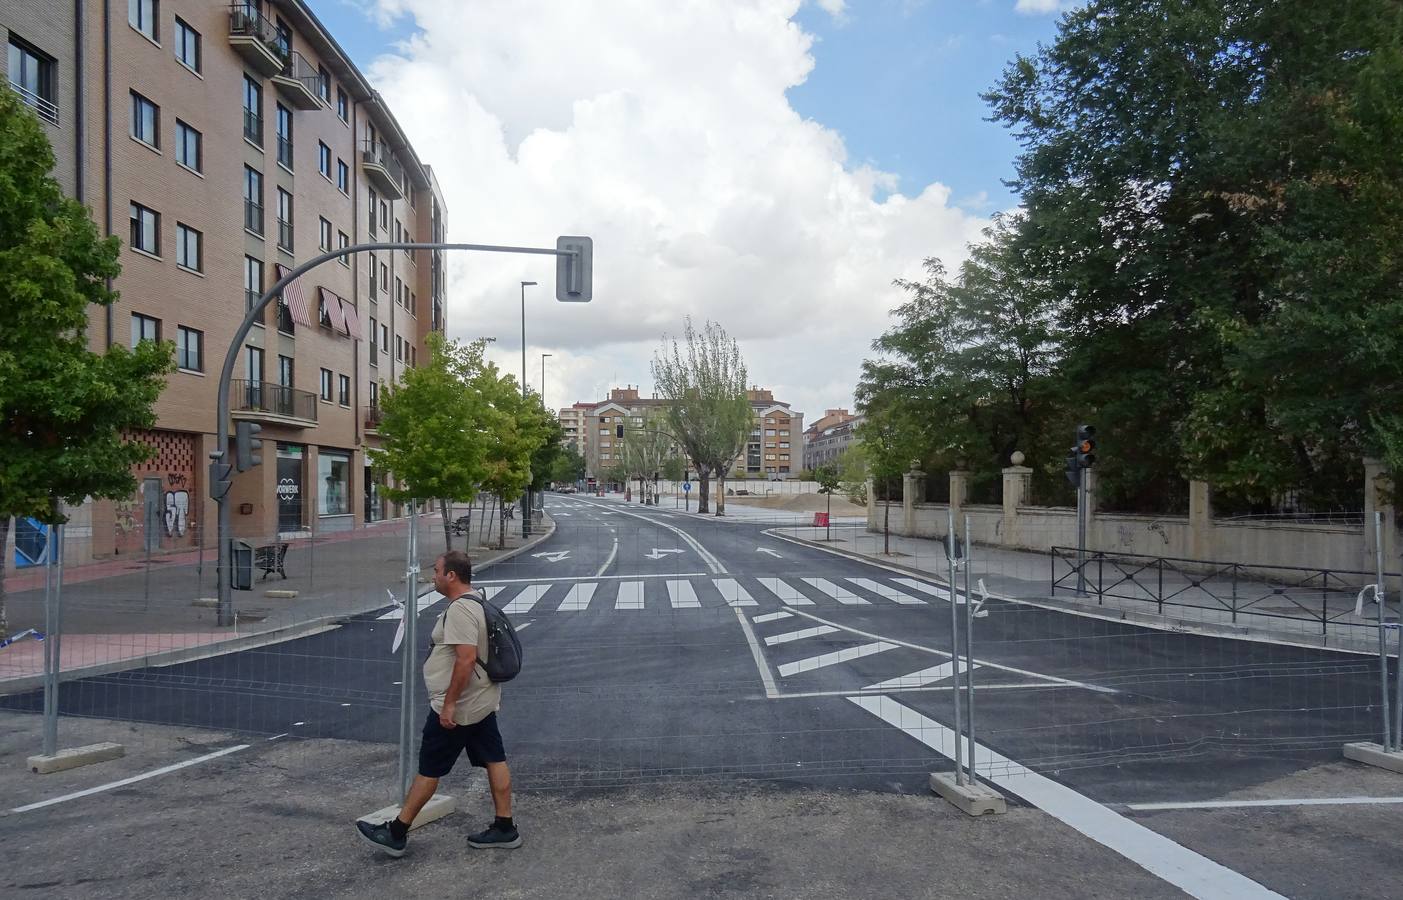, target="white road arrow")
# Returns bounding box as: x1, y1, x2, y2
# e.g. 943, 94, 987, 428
756, 547, 783, 558
532, 550, 571, 563
644, 548, 686, 560
388, 589, 406, 654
